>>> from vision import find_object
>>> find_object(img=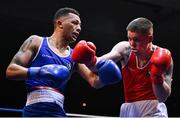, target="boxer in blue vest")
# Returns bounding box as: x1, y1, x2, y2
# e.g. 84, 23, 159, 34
6, 7, 122, 117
